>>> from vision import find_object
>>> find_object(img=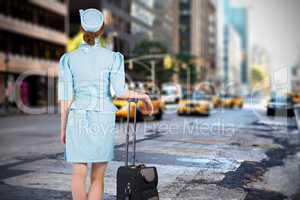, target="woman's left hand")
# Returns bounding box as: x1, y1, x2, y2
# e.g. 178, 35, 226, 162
60, 131, 66, 145
143, 94, 154, 116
